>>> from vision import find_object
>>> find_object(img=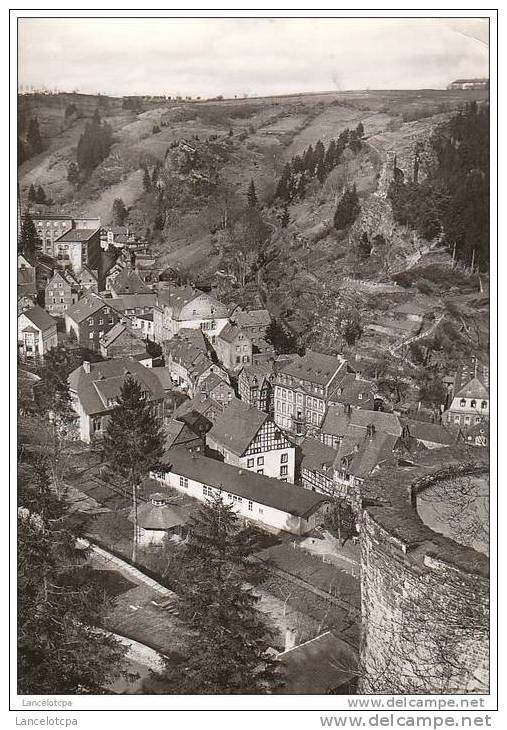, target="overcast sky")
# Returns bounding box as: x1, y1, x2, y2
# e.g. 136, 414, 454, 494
18, 17, 489, 97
